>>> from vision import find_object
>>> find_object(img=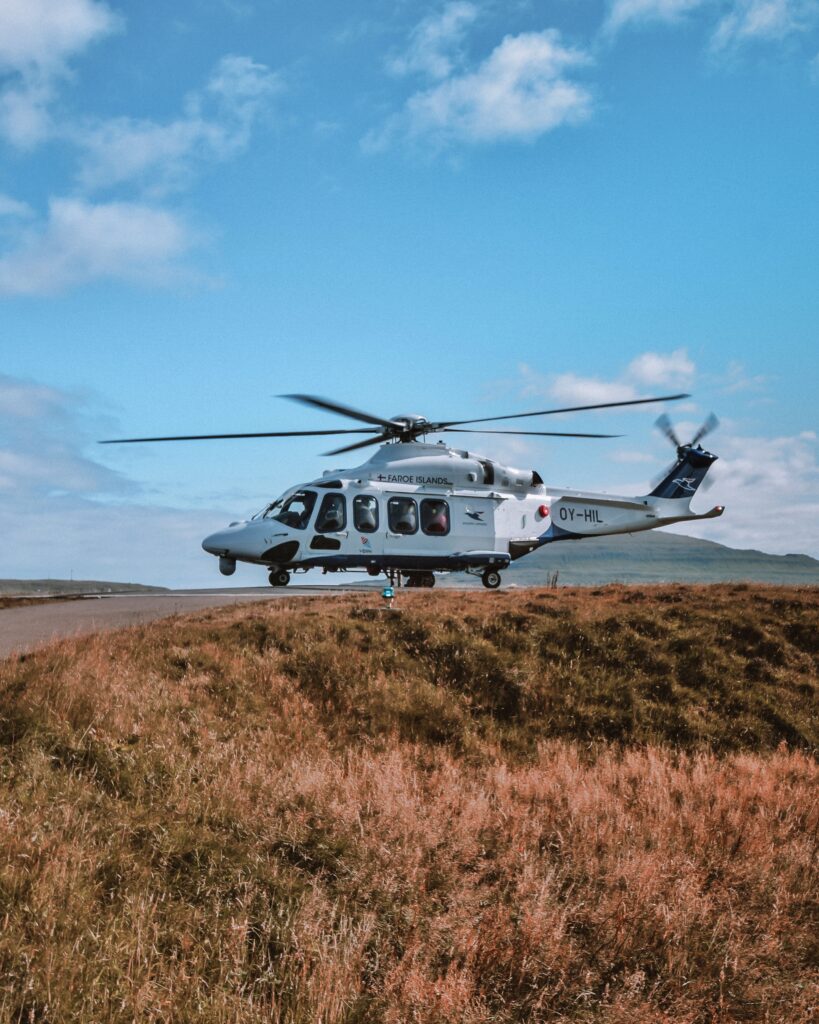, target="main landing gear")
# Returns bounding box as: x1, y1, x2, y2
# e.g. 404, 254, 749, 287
481, 569, 502, 590
403, 571, 436, 589
268, 567, 290, 587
